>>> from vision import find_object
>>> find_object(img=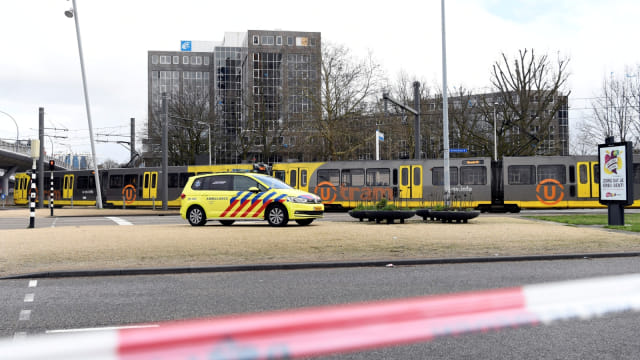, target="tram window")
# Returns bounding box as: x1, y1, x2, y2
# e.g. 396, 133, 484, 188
508, 165, 535, 185
592, 164, 599, 184
579, 164, 588, 184
537, 165, 566, 184
179, 173, 195, 187
273, 170, 285, 182
301, 170, 308, 187
460, 166, 486, 185
318, 169, 340, 186
124, 174, 138, 186
77, 176, 89, 189
634, 164, 640, 184
151, 173, 157, 188
432, 167, 459, 186
366, 168, 390, 186
290, 170, 297, 187
168, 173, 179, 188
109, 175, 123, 188
342, 169, 364, 186
413, 167, 421, 186
401, 168, 409, 186
569, 165, 576, 183
393, 169, 398, 186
